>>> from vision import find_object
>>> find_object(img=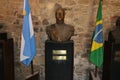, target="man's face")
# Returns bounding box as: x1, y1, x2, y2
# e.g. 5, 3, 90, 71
56, 8, 64, 21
